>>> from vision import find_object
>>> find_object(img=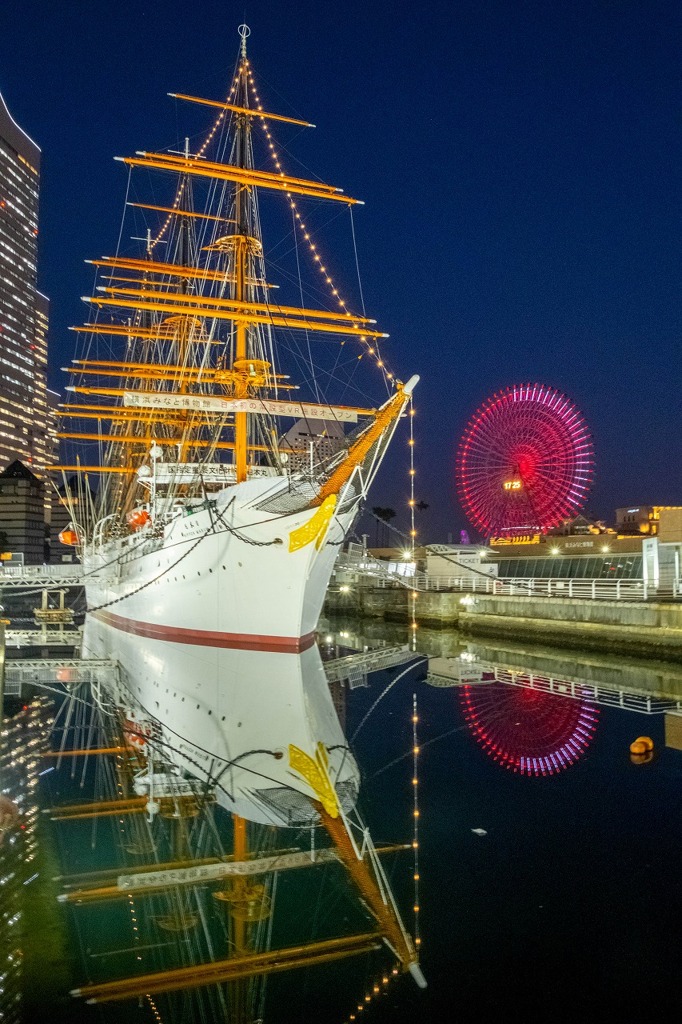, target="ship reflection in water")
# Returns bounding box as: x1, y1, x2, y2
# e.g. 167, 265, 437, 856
25, 624, 682, 1021
39, 641, 424, 1023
